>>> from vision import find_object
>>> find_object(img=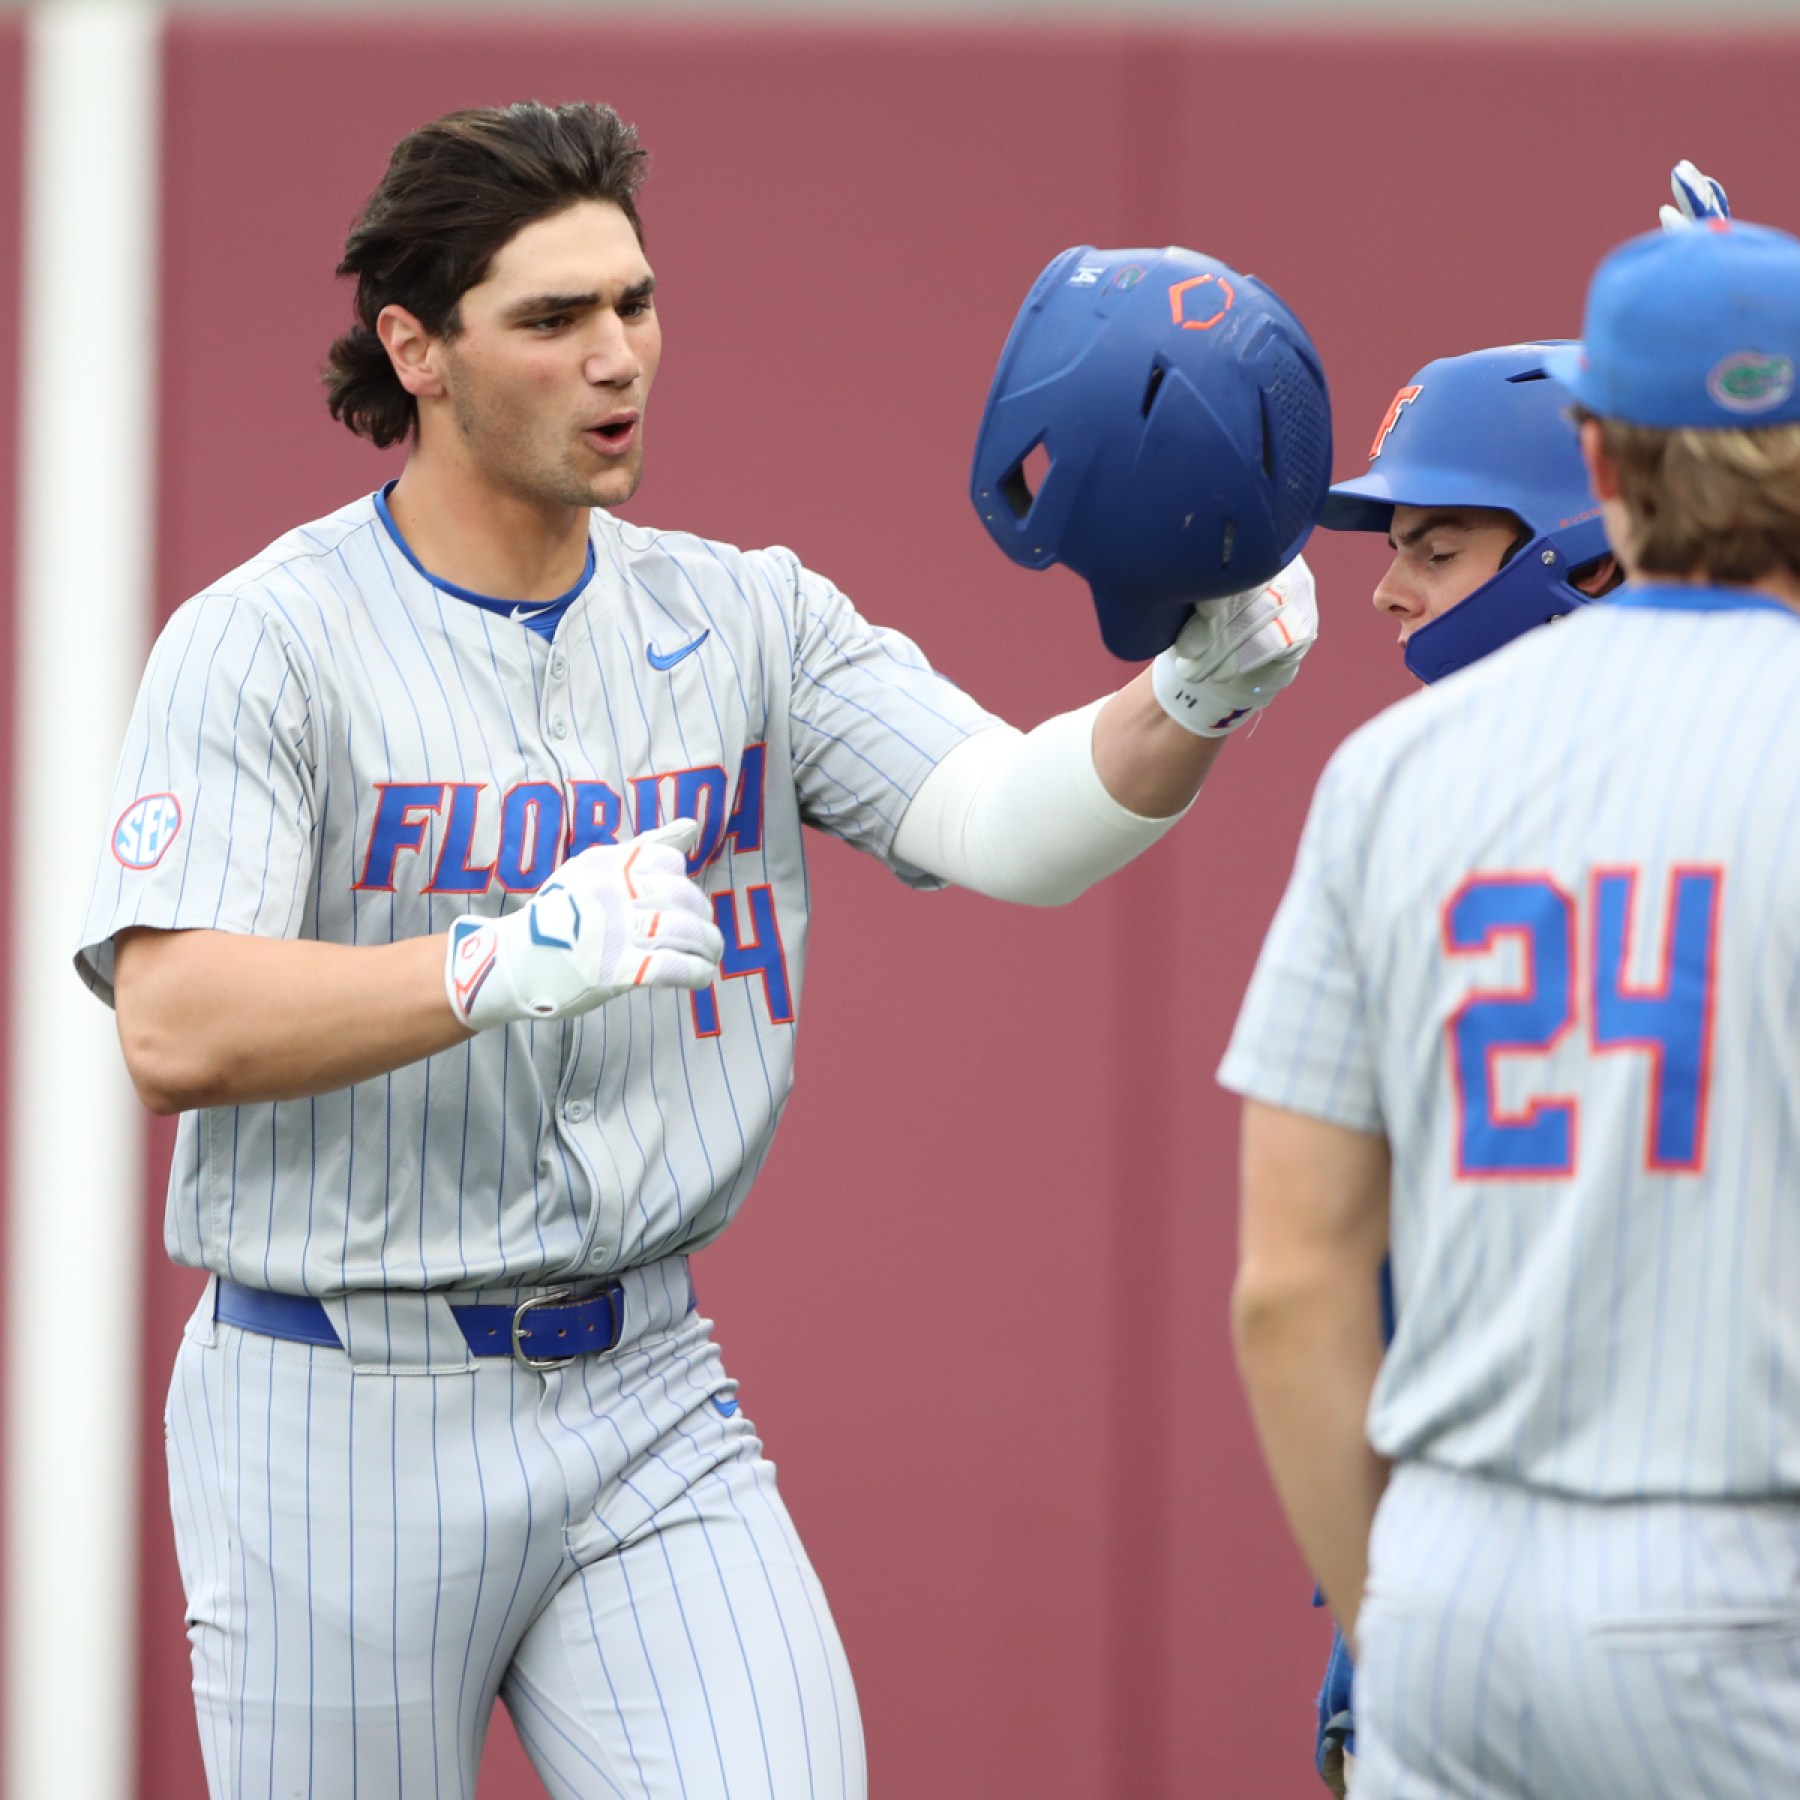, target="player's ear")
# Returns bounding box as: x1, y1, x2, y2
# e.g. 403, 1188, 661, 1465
1571, 551, 1621, 598
376, 304, 445, 400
